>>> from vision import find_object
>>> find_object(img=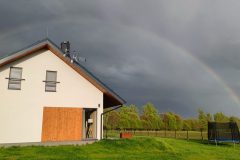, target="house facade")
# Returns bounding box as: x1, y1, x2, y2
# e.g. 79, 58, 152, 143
0, 39, 125, 144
